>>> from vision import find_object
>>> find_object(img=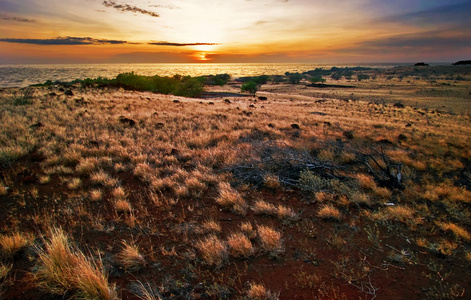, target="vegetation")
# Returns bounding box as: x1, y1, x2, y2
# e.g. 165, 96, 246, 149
0, 65, 470, 299
241, 81, 260, 96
